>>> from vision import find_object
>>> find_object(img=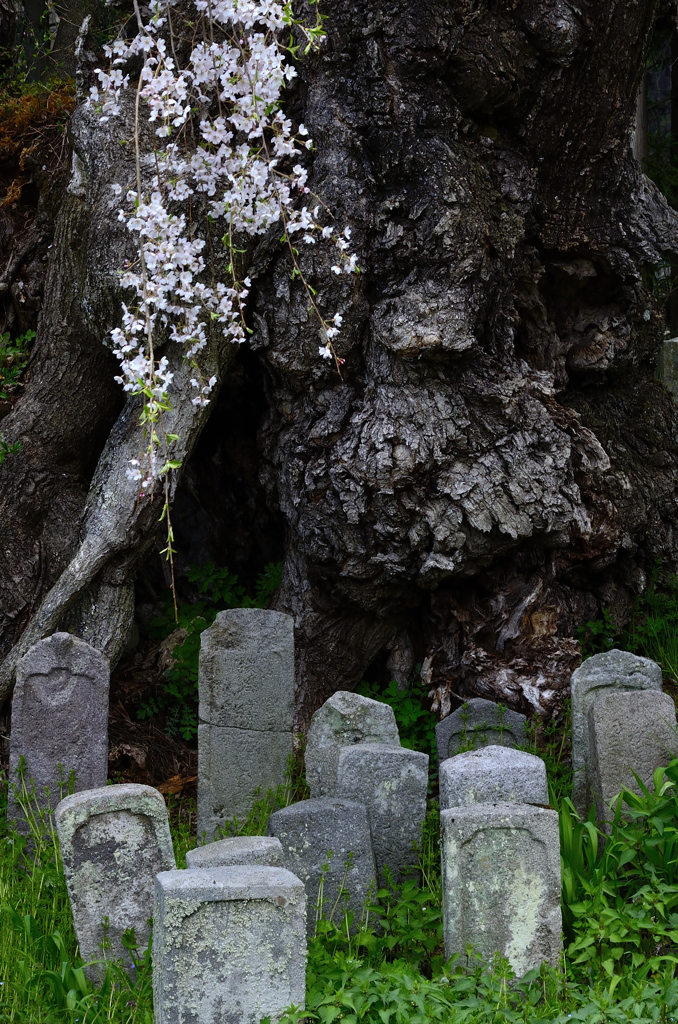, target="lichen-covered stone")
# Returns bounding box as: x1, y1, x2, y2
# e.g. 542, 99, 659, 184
441, 802, 562, 975
267, 797, 376, 934
55, 784, 175, 976
304, 691, 400, 798
571, 650, 663, 816
197, 609, 295, 838
588, 688, 678, 828
8, 633, 109, 831
439, 746, 548, 810
335, 743, 428, 884
153, 866, 306, 1024
186, 835, 284, 869
435, 698, 527, 767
